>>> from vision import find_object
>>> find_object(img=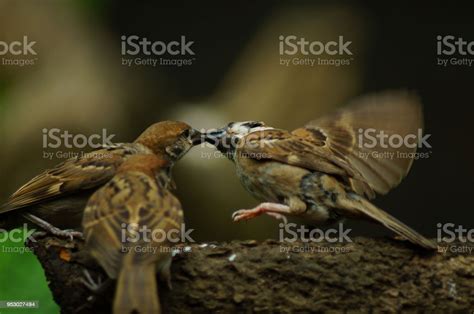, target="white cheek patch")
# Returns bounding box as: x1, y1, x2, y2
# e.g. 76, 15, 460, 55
230, 123, 251, 135
228, 123, 274, 137
249, 126, 274, 133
